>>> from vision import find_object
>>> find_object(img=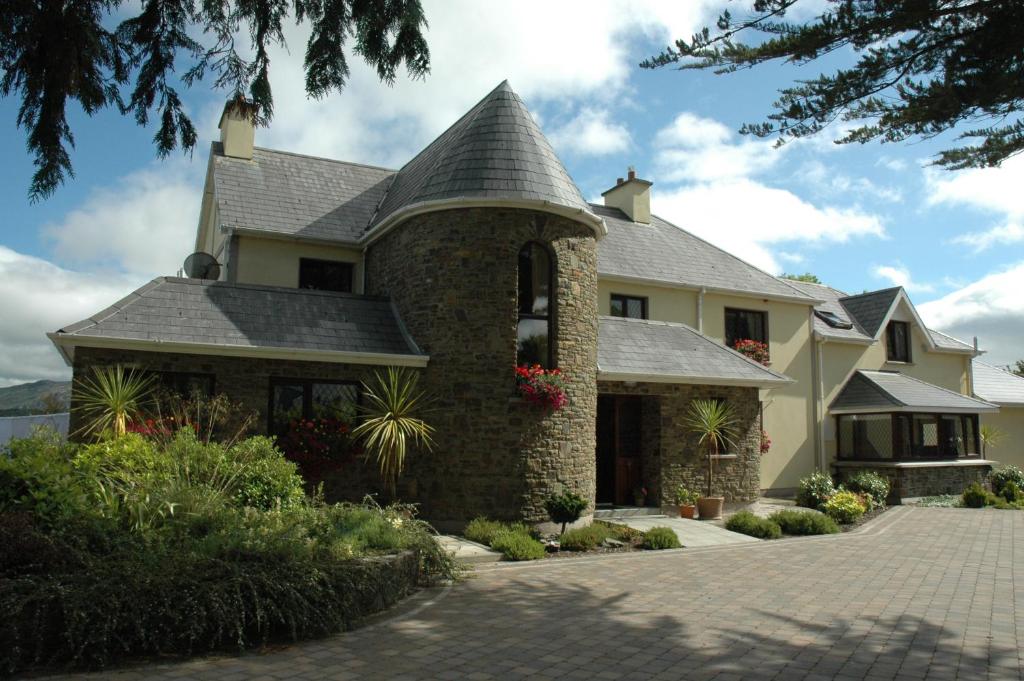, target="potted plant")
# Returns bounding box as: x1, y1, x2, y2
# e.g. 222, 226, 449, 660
683, 398, 739, 520
632, 484, 648, 507
674, 485, 699, 519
